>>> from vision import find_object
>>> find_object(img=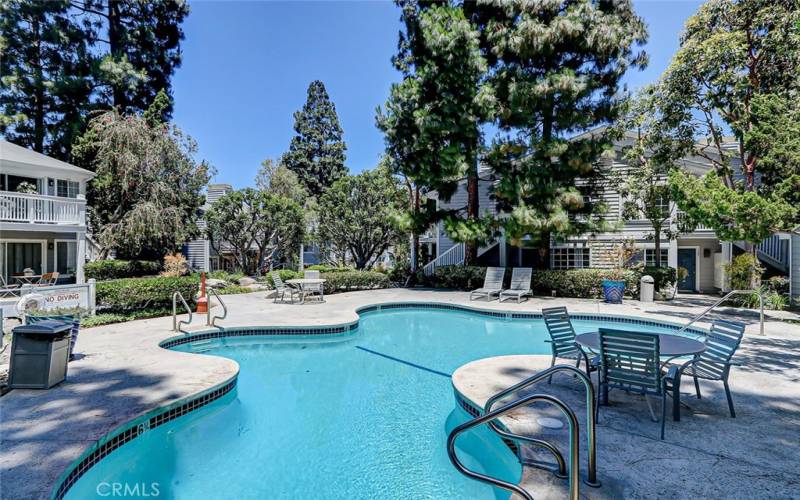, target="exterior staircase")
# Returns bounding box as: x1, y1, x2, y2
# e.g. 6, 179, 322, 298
422, 241, 498, 276
734, 235, 790, 274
